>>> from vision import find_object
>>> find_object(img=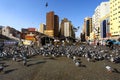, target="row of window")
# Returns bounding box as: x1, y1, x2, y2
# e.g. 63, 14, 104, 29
111, 31, 120, 34
110, 21, 120, 25
111, 12, 120, 17
111, 17, 119, 21
110, 5, 120, 9
110, 0, 119, 4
